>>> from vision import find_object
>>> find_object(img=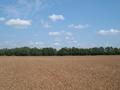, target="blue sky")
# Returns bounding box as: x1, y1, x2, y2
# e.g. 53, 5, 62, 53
0, 0, 120, 48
